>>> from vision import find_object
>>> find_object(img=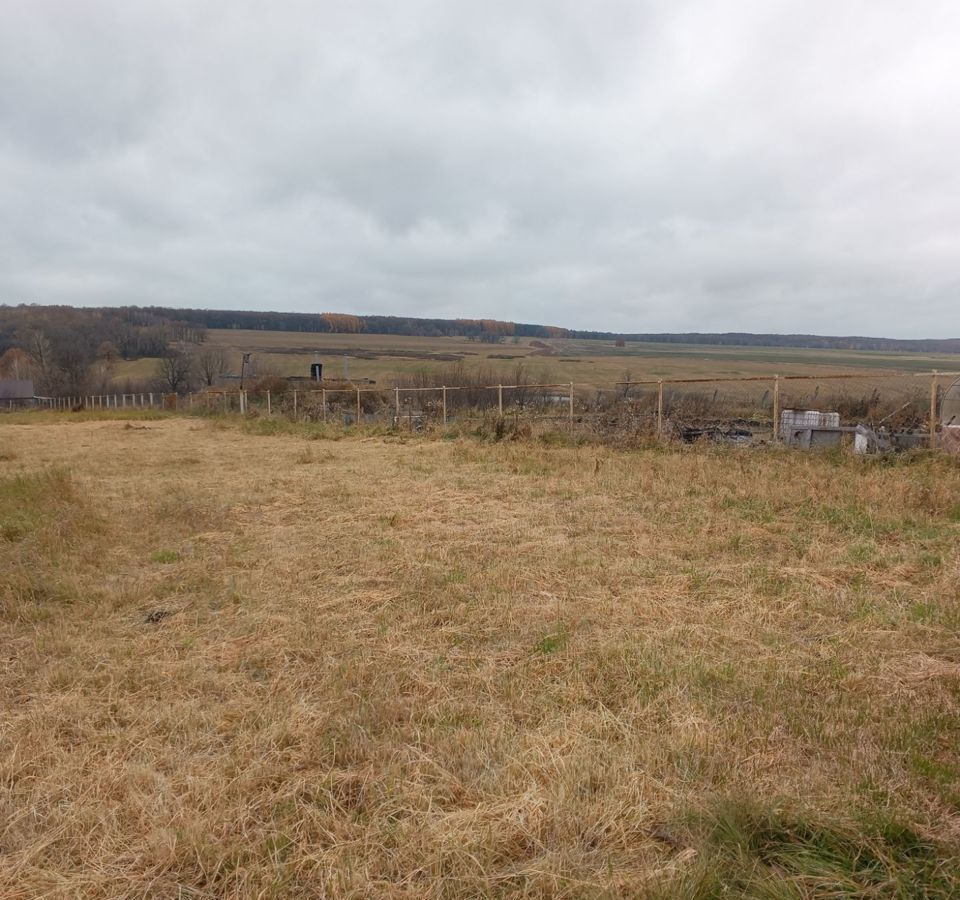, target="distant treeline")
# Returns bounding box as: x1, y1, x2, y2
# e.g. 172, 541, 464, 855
575, 331, 960, 353
141, 306, 960, 353
138, 307, 571, 341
